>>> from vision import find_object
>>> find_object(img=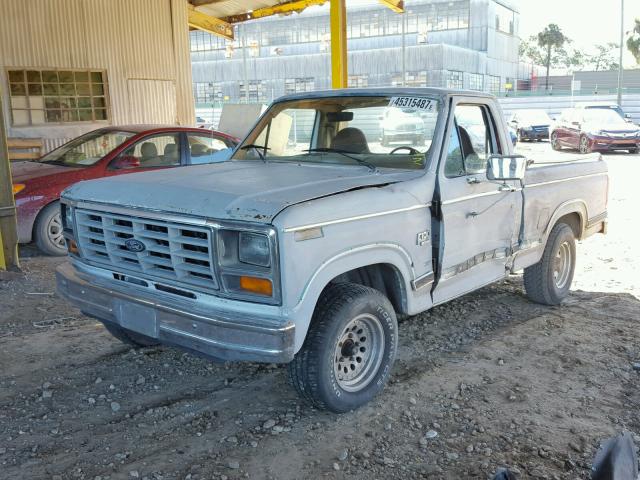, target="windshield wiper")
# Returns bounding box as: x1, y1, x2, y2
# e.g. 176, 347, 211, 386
239, 144, 270, 163
305, 147, 377, 172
